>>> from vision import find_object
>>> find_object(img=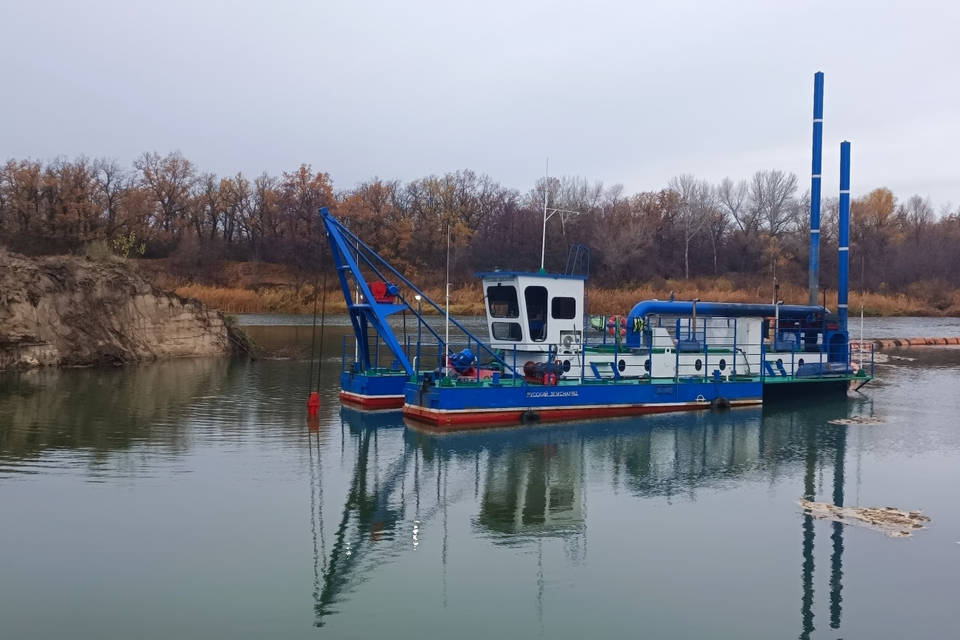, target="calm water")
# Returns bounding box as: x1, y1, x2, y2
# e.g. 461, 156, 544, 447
2, 327, 960, 638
